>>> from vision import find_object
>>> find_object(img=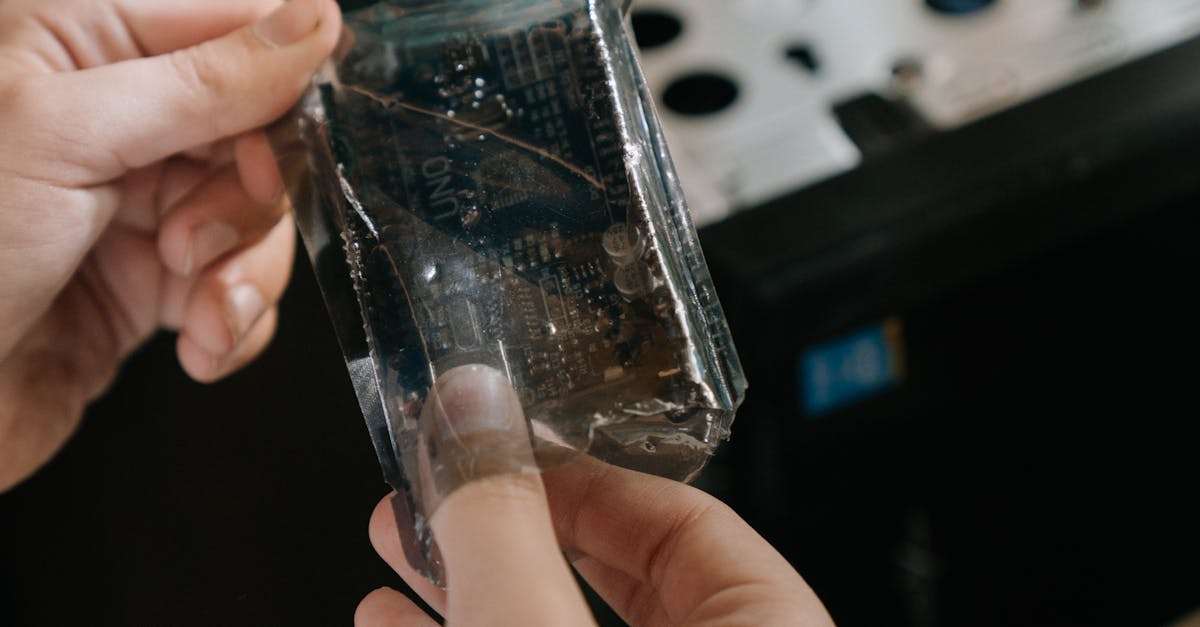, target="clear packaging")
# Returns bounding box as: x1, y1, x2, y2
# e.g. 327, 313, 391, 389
271, 0, 745, 581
